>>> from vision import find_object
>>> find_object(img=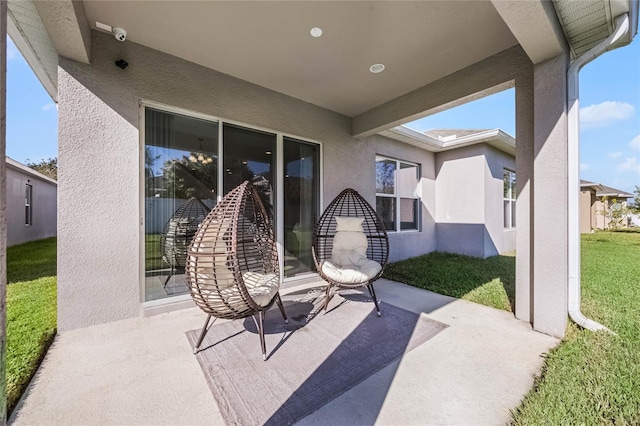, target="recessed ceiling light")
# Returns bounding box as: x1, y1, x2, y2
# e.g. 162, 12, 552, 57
310, 27, 323, 38
265, 151, 272, 155
370, 64, 385, 74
